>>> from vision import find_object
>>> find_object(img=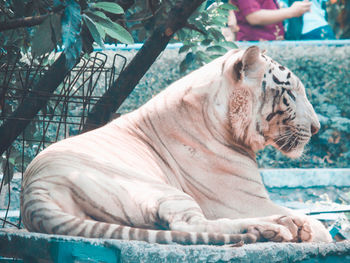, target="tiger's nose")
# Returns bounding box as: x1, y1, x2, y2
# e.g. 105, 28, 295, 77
311, 122, 320, 135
